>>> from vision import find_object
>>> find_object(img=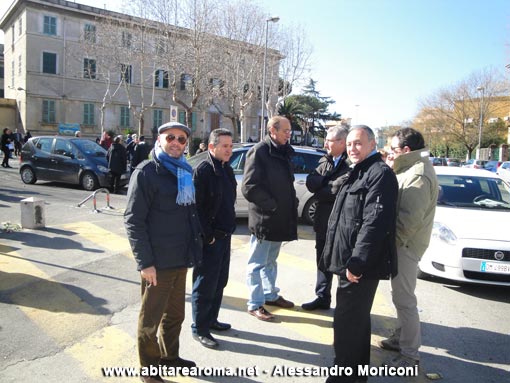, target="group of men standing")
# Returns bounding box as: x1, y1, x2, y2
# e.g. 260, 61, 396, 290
123, 115, 438, 383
